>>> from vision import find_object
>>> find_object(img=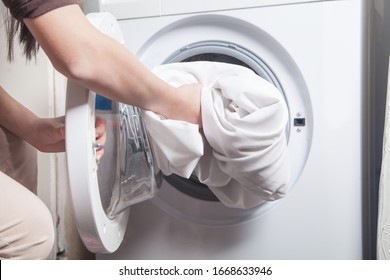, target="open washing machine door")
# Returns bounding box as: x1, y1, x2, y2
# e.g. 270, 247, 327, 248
65, 13, 161, 253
